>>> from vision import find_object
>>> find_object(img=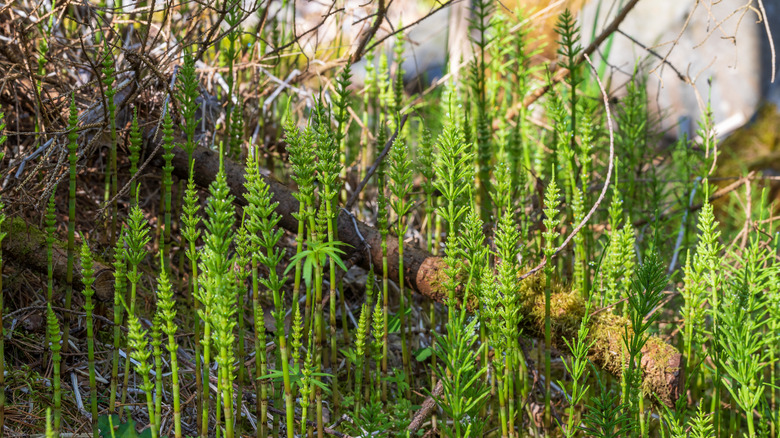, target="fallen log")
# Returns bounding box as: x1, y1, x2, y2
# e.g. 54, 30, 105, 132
141, 125, 682, 406
1, 216, 115, 302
